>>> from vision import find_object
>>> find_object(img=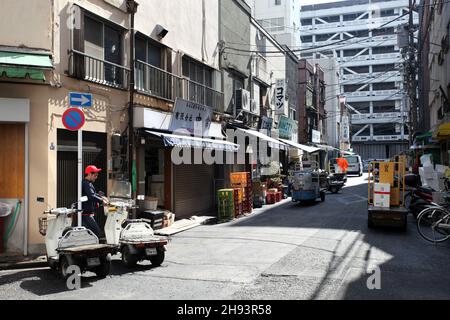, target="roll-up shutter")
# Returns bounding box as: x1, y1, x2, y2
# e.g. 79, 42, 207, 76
174, 164, 214, 219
